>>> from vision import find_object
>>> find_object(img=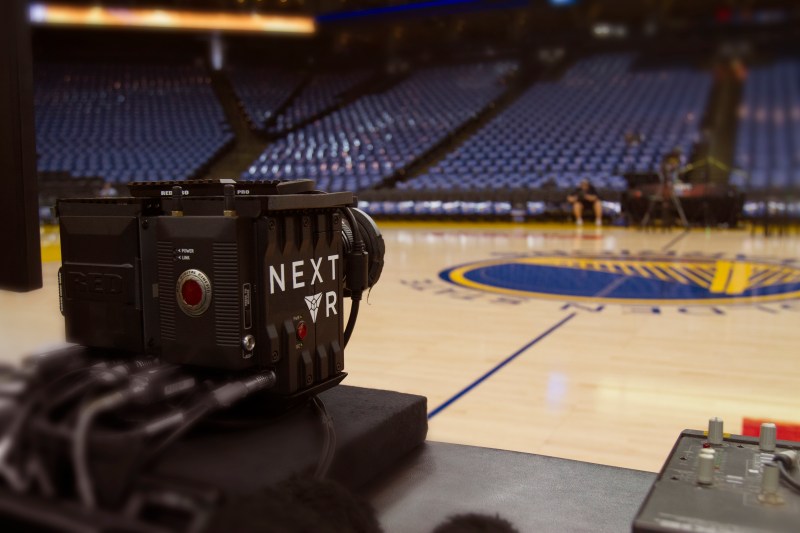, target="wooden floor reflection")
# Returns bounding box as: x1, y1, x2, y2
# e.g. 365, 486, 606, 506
2, 224, 799, 472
